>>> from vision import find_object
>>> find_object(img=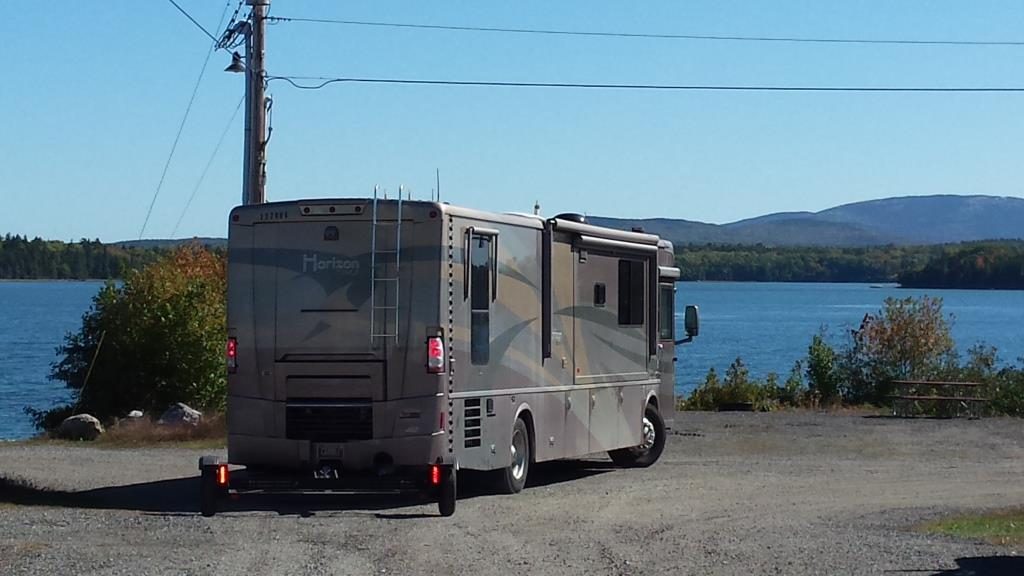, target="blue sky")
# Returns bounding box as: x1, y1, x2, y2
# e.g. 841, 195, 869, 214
1, 1, 1022, 242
